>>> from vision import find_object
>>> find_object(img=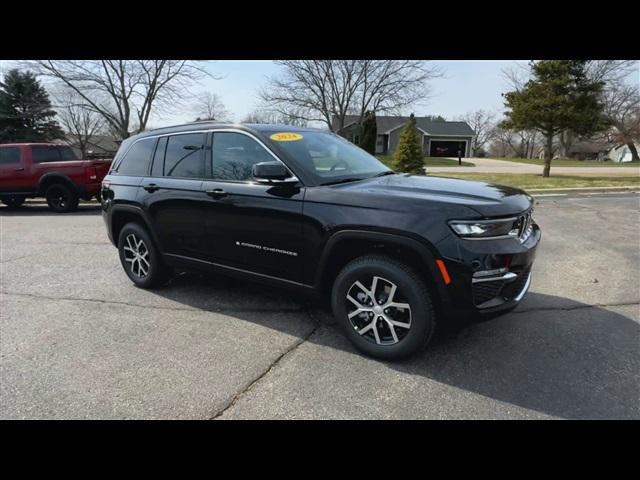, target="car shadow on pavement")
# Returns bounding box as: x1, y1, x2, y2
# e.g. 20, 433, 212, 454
150, 271, 640, 419
0, 204, 102, 216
